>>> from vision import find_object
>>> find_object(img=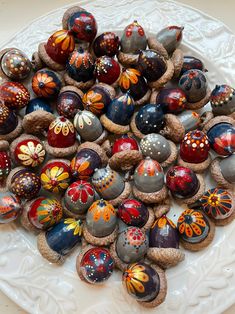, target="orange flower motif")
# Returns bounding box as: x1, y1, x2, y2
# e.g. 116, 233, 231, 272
178, 209, 206, 238
88, 200, 115, 222
151, 215, 176, 229
32, 72, 57, 98
52, 30, 75, 52
123, 263, 149, 295
82, 90, 104, 115
119, 68, 141, 90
